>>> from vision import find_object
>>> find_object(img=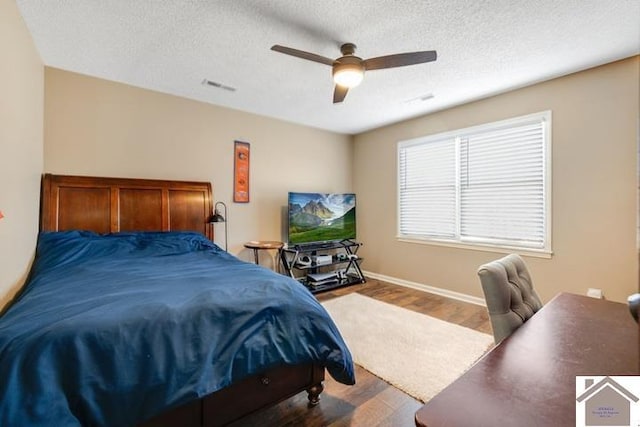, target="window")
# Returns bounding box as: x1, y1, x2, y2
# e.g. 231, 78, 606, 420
398, 111, 551, 254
